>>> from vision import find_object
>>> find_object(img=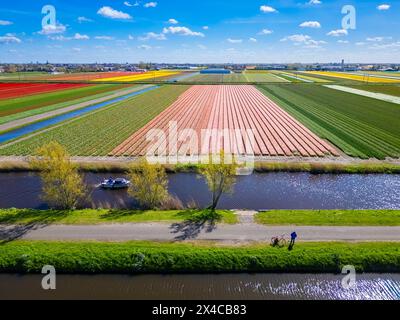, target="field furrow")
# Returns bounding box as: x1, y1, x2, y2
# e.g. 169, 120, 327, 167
112, 85, 338, 157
